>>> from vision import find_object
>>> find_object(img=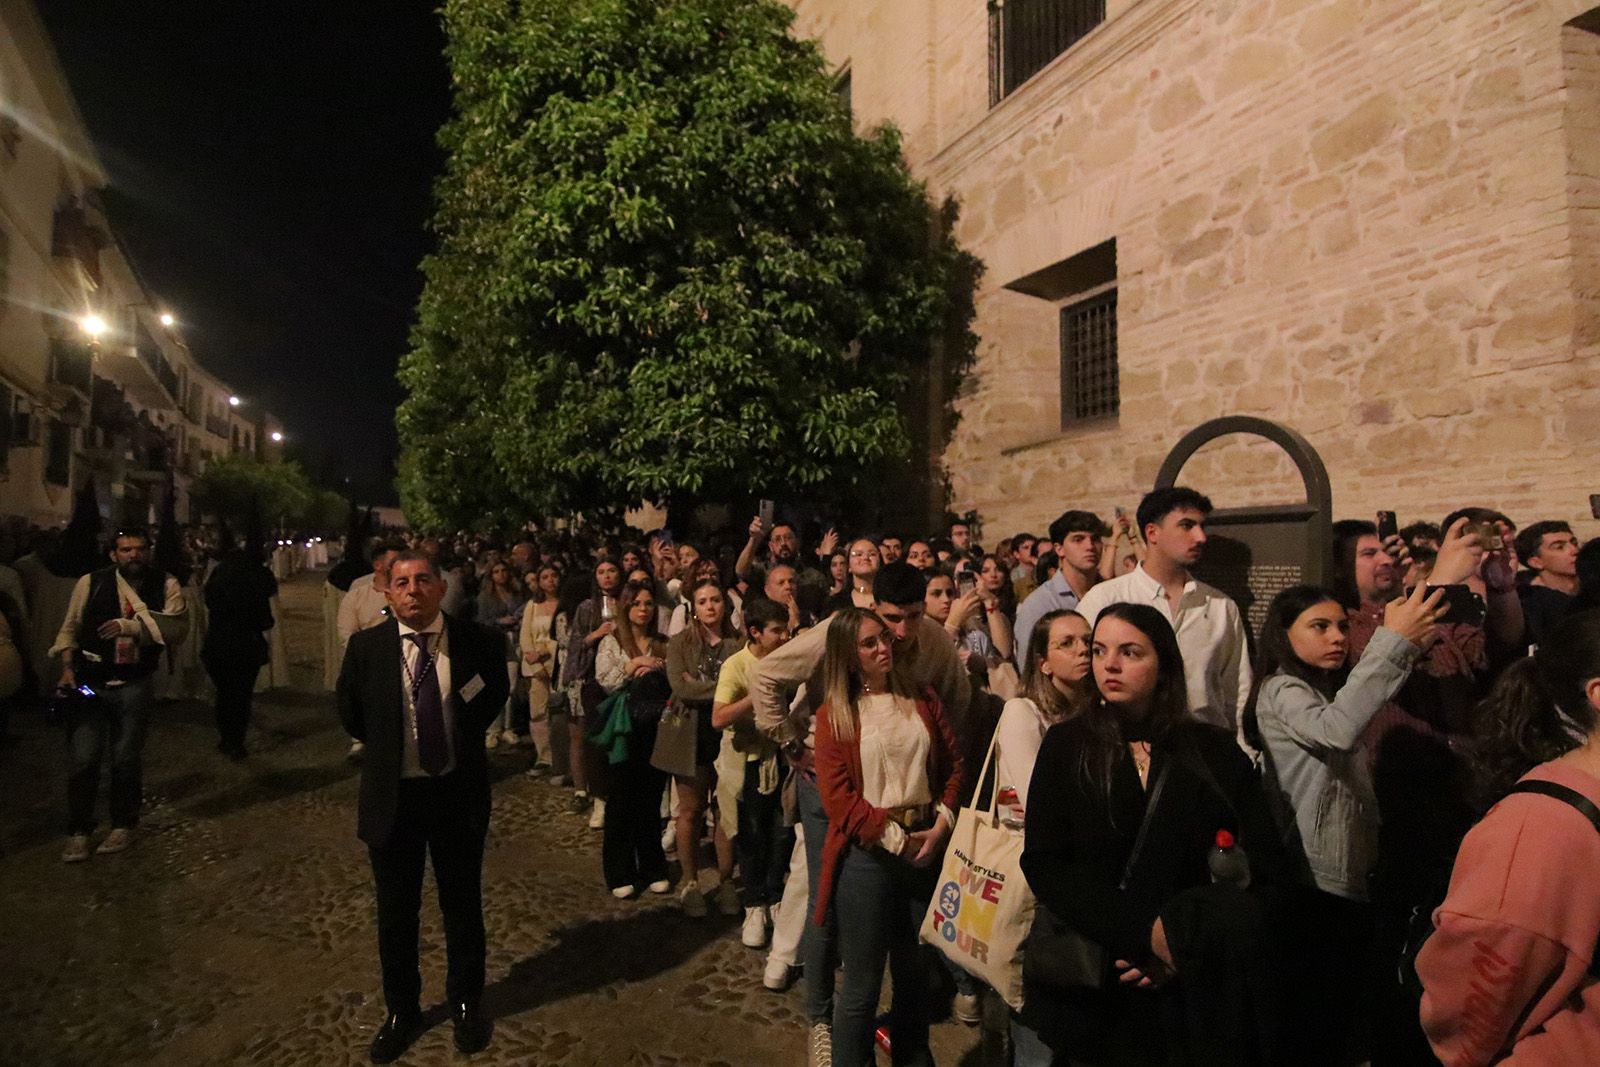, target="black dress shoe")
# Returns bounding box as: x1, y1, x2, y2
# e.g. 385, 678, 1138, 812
369, 1009, 421, 1064
453, 1001, 491, 1054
